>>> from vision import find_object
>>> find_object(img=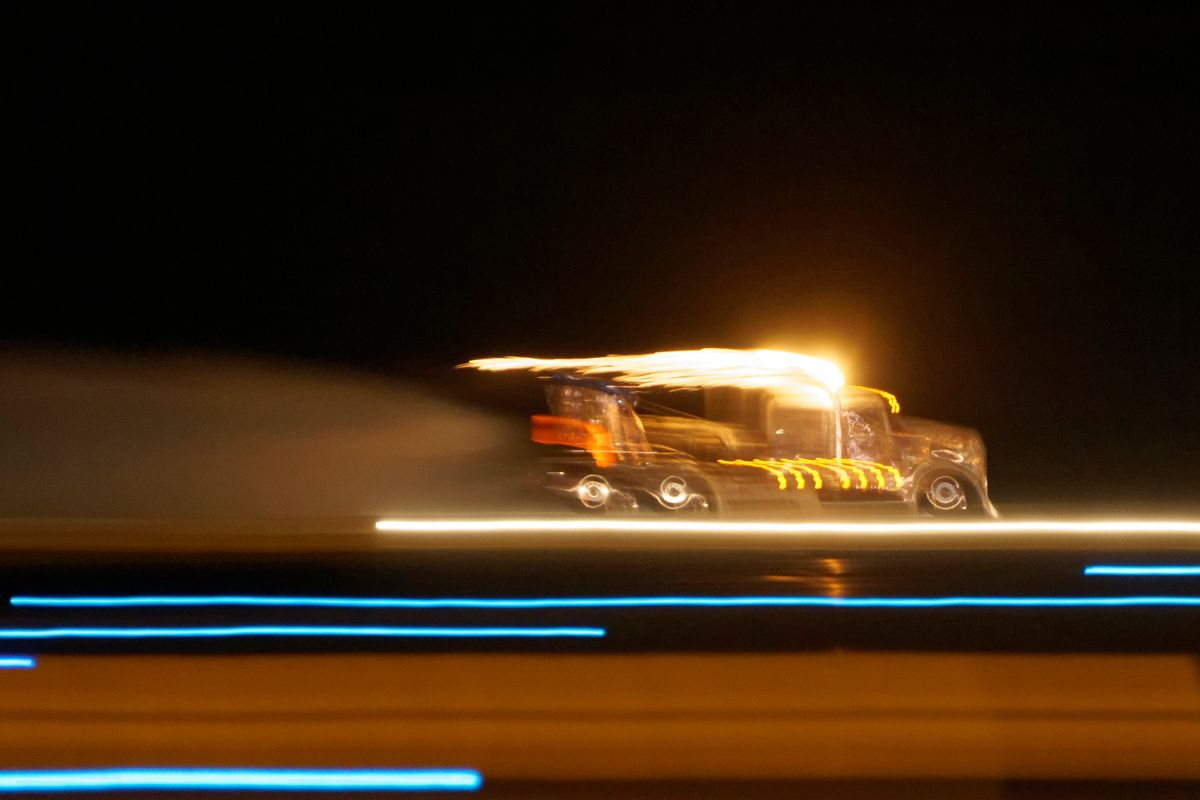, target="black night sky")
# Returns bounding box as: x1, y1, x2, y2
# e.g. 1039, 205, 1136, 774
8, 5, 1199, 505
